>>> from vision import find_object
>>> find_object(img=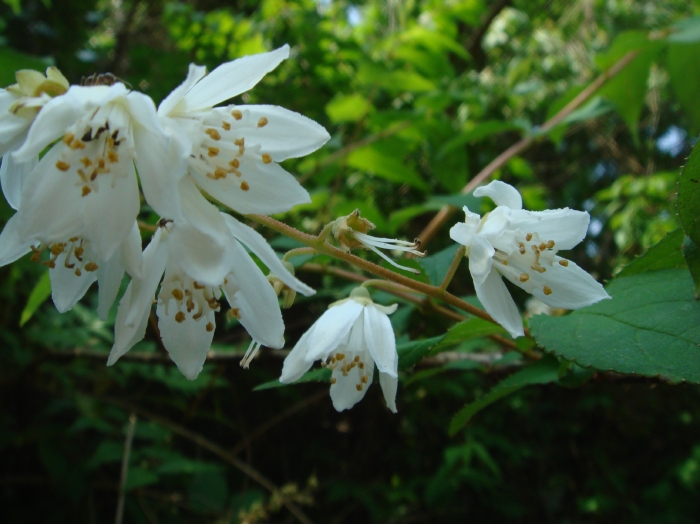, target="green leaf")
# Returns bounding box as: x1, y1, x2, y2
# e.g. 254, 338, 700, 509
596, 31, 663, 143
428, 192, 480, 210
347, 142, 429, 190
253, 367, 331, 391
682, 235, 700, 299
668, 42, 700, 131
325, 93, 372, 123
124, 467, 160, 491
440, 120, 522, 157
678, 139, 700, 244
357, 62, 436, 93
20, 271, 52, 327
398, 335, 446, 371
419, 244, 460, 286
616, 229, 686, 277
188, 471, 228, 513
436, 318, 507, 351
530, 268, 700, 384
668, 16, 700, 43
448, 355, 561, 436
